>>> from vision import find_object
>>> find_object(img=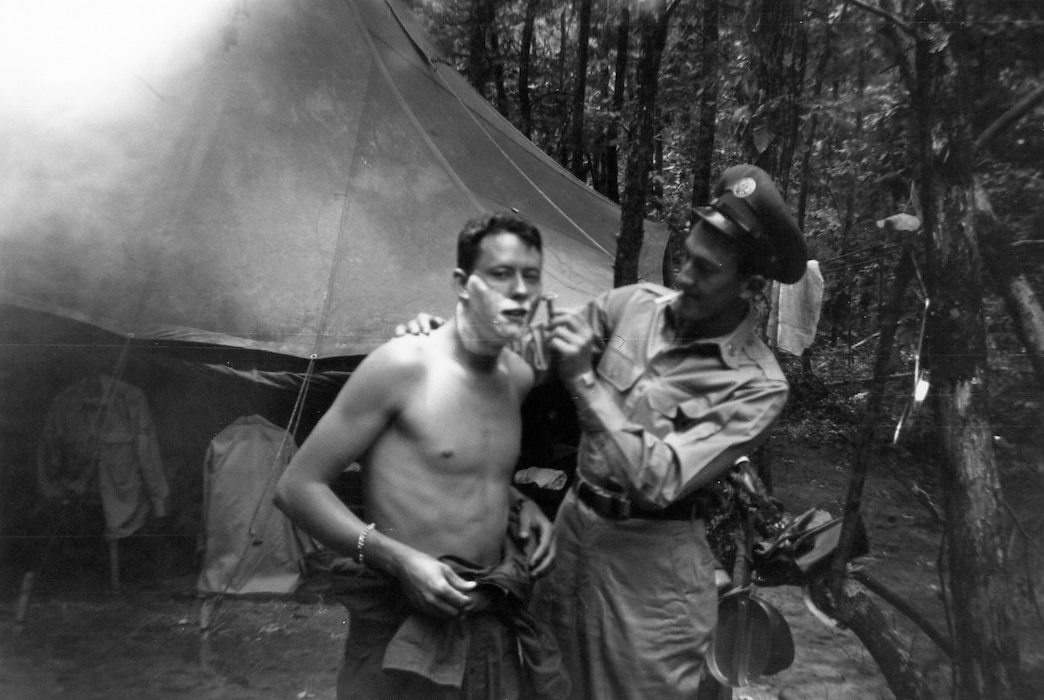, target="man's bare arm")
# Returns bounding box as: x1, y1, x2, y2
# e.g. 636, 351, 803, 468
273, 346, 399, 551
273, 339, 476, 617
